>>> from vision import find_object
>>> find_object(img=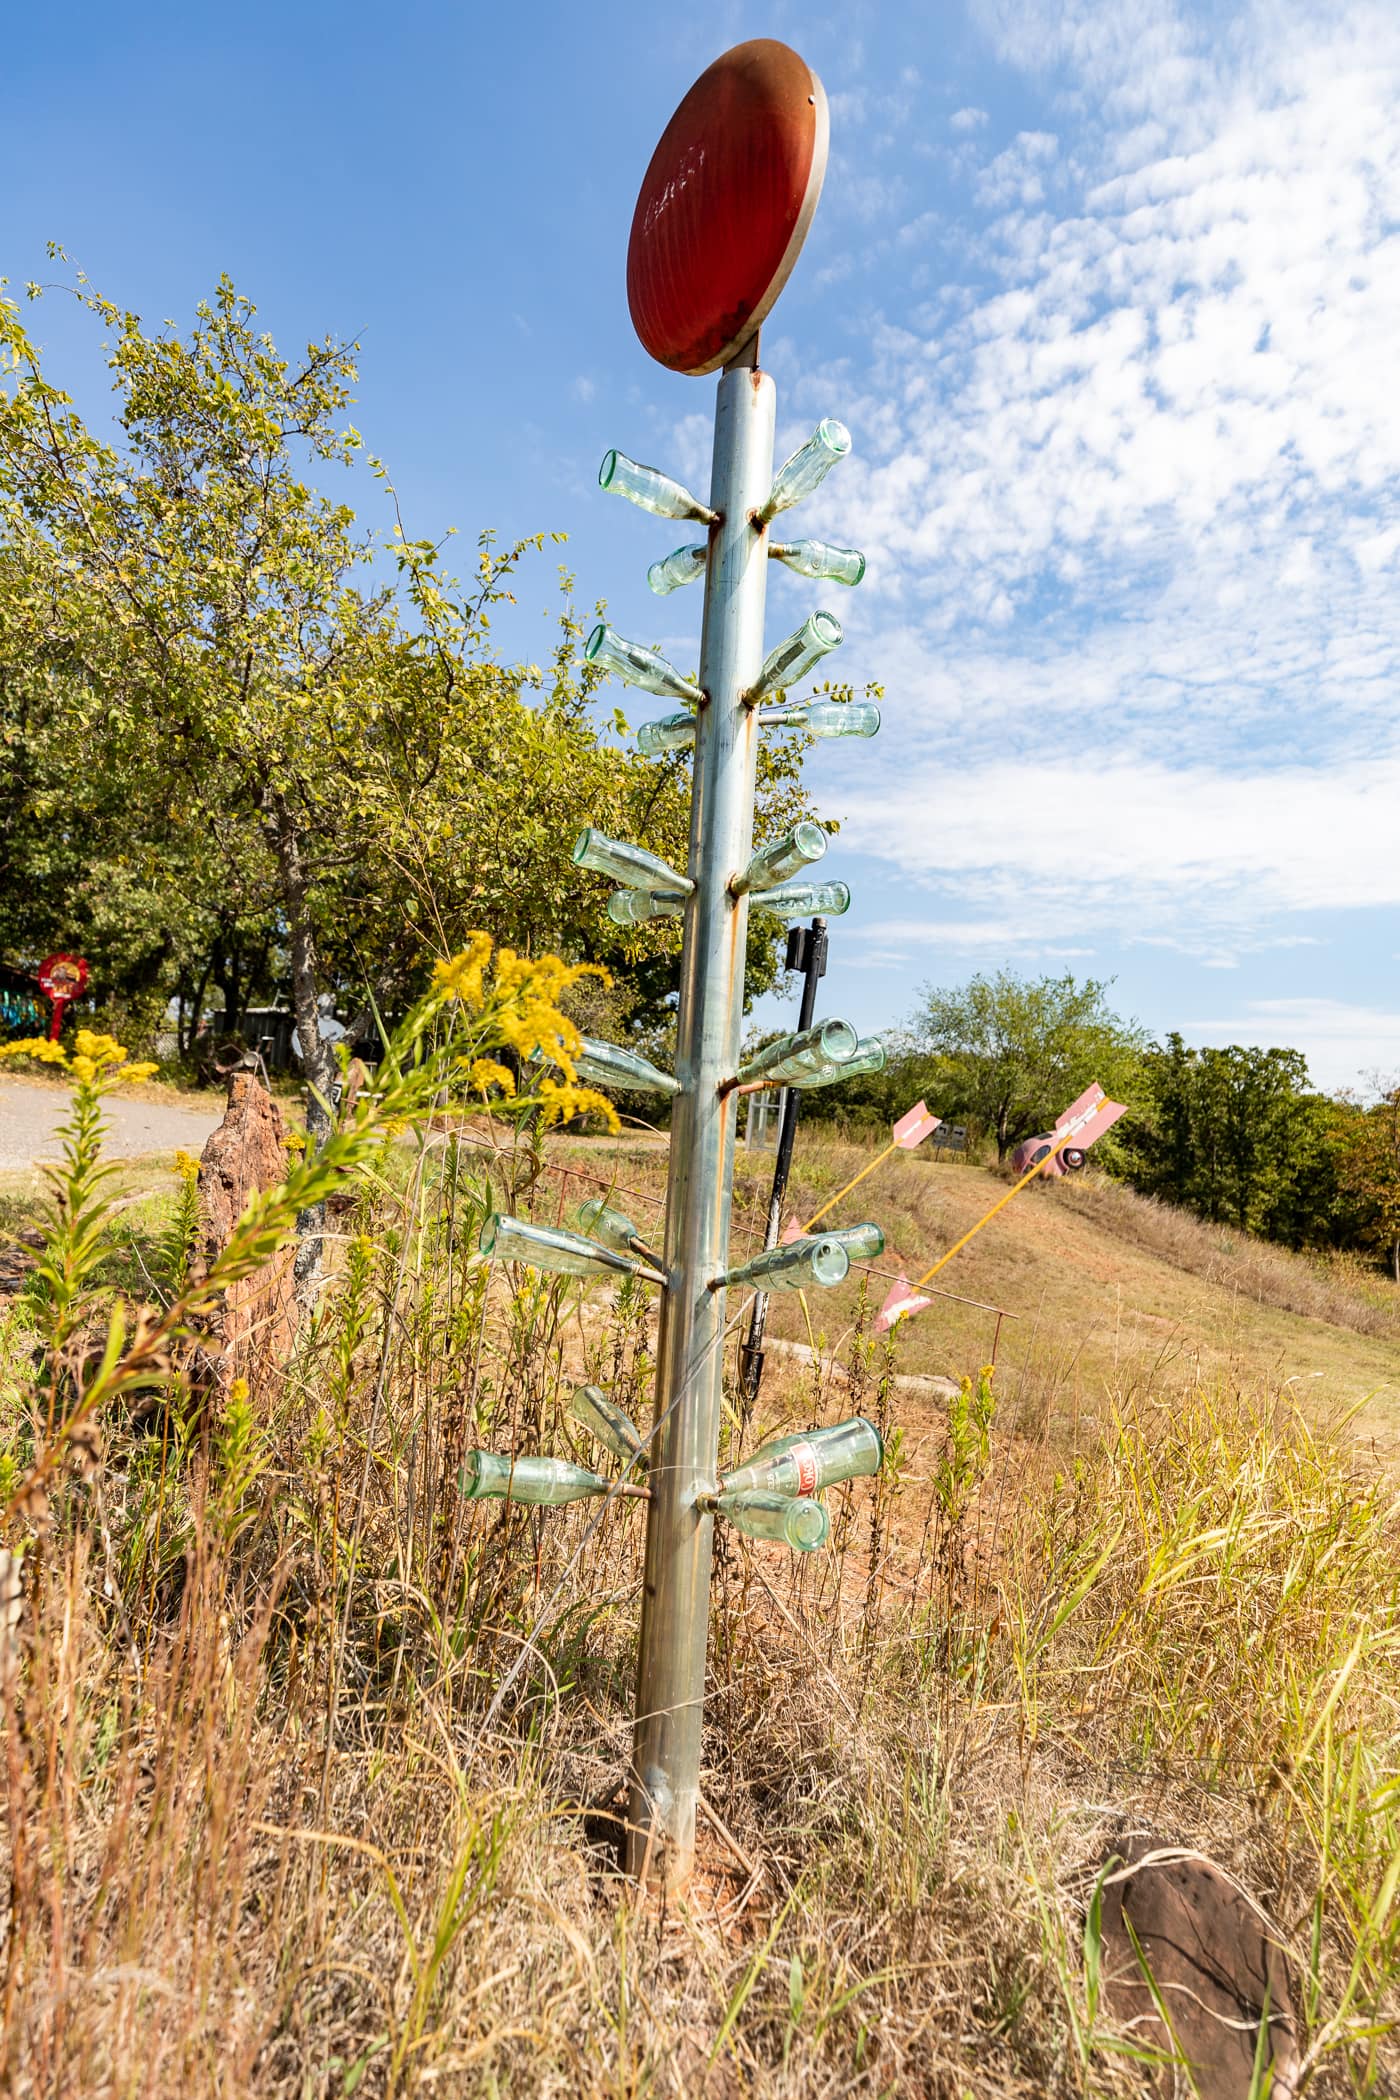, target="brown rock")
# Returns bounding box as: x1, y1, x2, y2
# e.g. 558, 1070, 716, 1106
196, 1073, 298, 1394
1096, 1836, 1300, 2098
